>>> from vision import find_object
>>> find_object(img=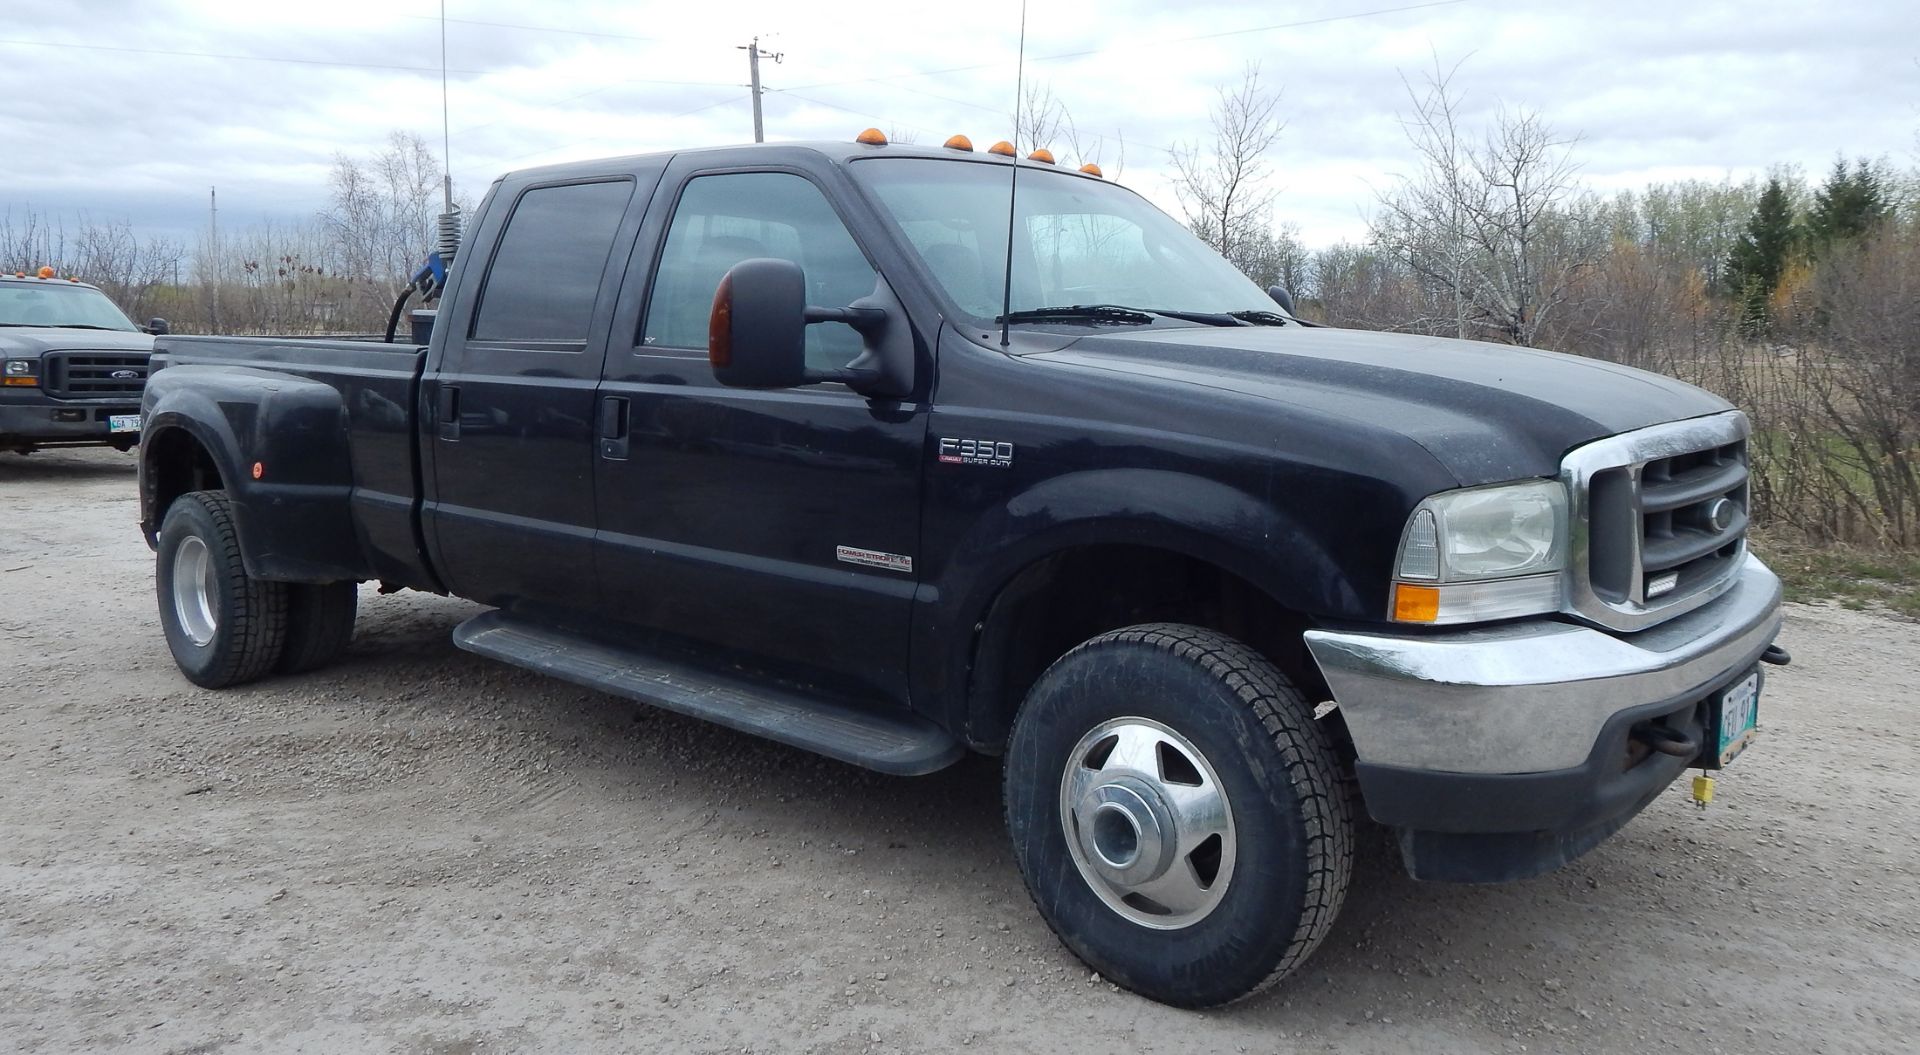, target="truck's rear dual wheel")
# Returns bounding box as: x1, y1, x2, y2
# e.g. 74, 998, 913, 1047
1004, 623, 1354, 1008
156, 491, 287, 688
278, 581, 358, 675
